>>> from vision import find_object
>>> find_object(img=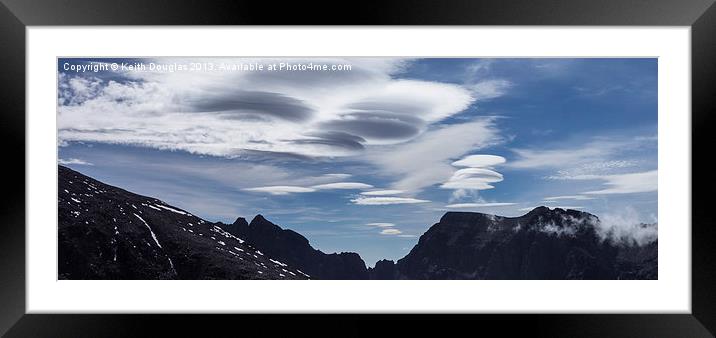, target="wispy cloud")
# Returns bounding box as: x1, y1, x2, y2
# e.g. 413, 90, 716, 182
508, 134, 657, 199
545, 160, 640, 180
463, 60, 512, 101
322, 173, 352, 179
583, 170, 657, 195
311, 182, 373, 190
468, 79, 512, 100
542, 170, 658, 195
509, 142, 617, 170
445, 202, 516, 208
360, 189, 404, 196
543, 195, 595, 201
351, 197, 430, 205
508, 135, 653, 172
245, 181, 374, 195
58, 158, 93, 166
243, 186, 316, 195
367, 222, 396, 227
365, 119, 502, 193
